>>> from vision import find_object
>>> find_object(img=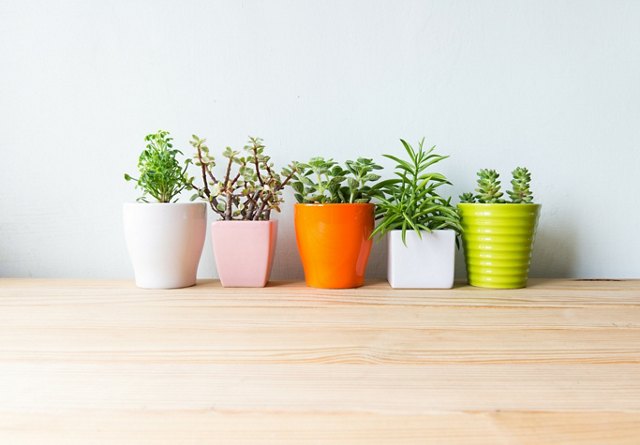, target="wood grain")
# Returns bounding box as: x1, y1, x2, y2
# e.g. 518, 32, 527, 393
2, 412, 639, 445
0, 278, 639, 443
